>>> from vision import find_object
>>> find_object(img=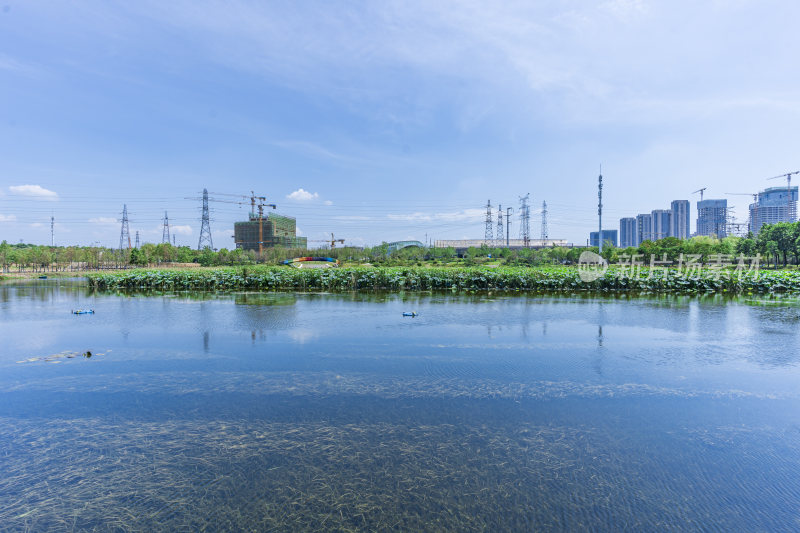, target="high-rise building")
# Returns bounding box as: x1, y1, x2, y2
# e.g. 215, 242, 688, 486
619, 217, 637, 248
749, 186, 798, 235
696, 199, 728, 238
636, 213, 653, 243
651, 209, 672, 241
590, 230, 618, 248
670, 200, 690, 239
